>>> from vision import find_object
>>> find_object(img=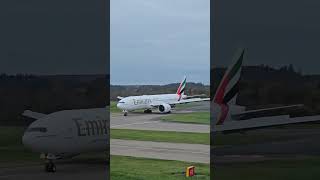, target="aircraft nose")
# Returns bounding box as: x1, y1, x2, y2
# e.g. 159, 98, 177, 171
22, 133, 33, 149
117, 102, 123, 109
